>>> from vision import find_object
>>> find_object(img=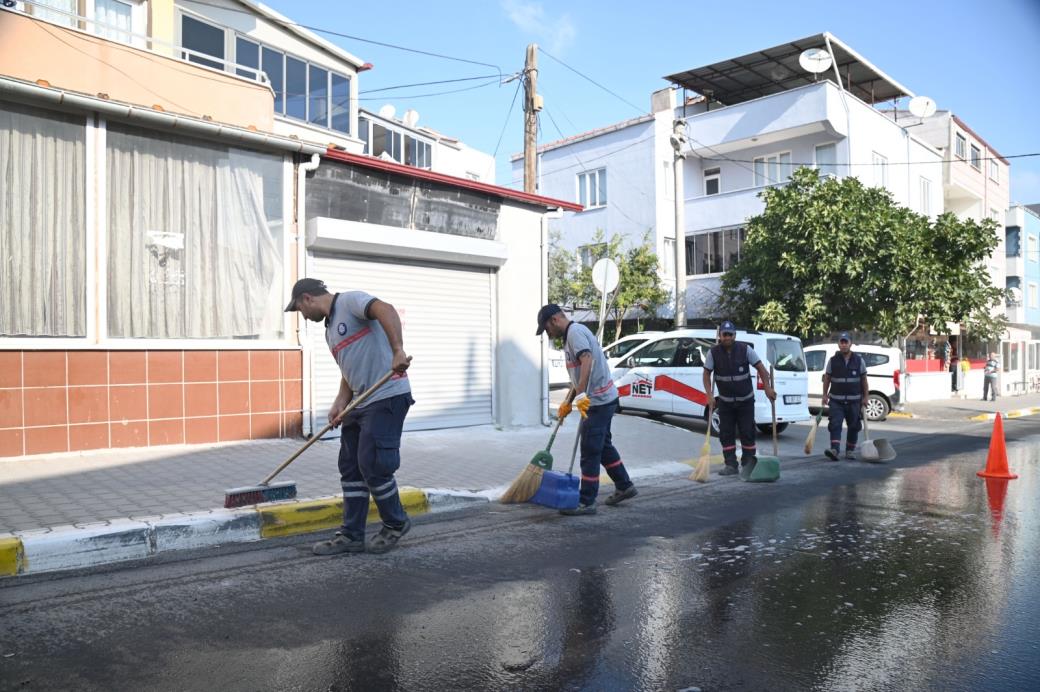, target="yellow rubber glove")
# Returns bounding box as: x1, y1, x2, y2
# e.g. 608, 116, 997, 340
557, 400, 573, 419
574, 393, 590, 419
